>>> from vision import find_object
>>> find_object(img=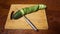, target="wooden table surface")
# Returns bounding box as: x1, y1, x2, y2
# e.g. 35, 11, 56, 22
0, 0, 60, 34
